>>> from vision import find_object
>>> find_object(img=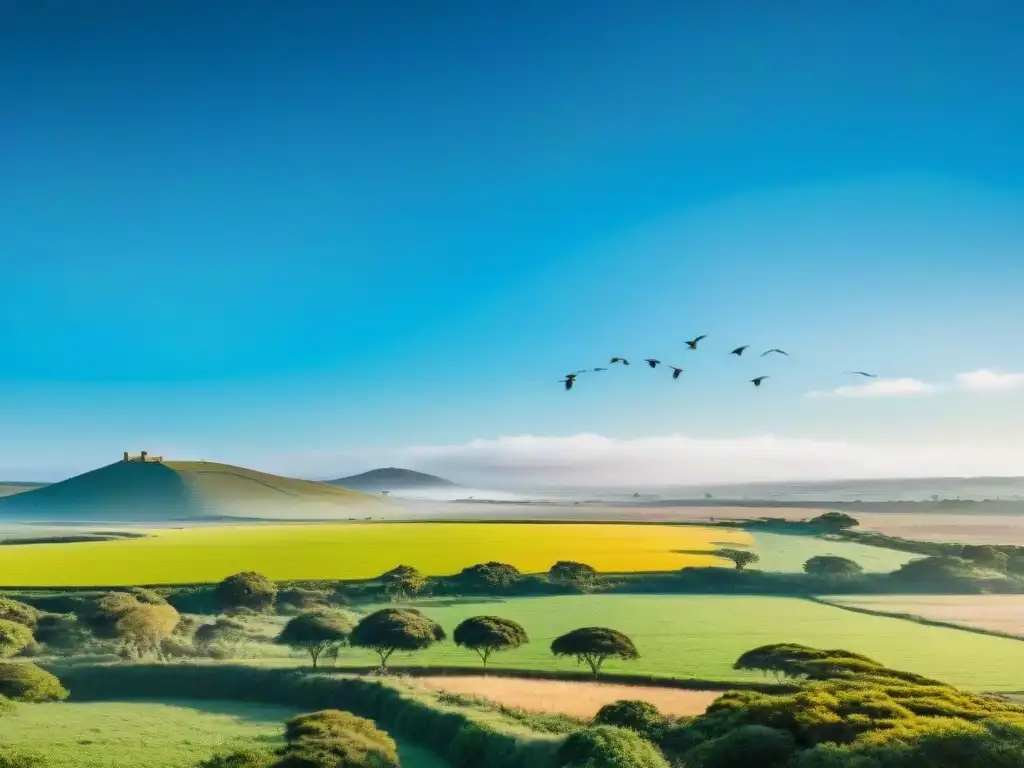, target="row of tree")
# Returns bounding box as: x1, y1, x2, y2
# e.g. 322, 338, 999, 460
276, 607, 638, 677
